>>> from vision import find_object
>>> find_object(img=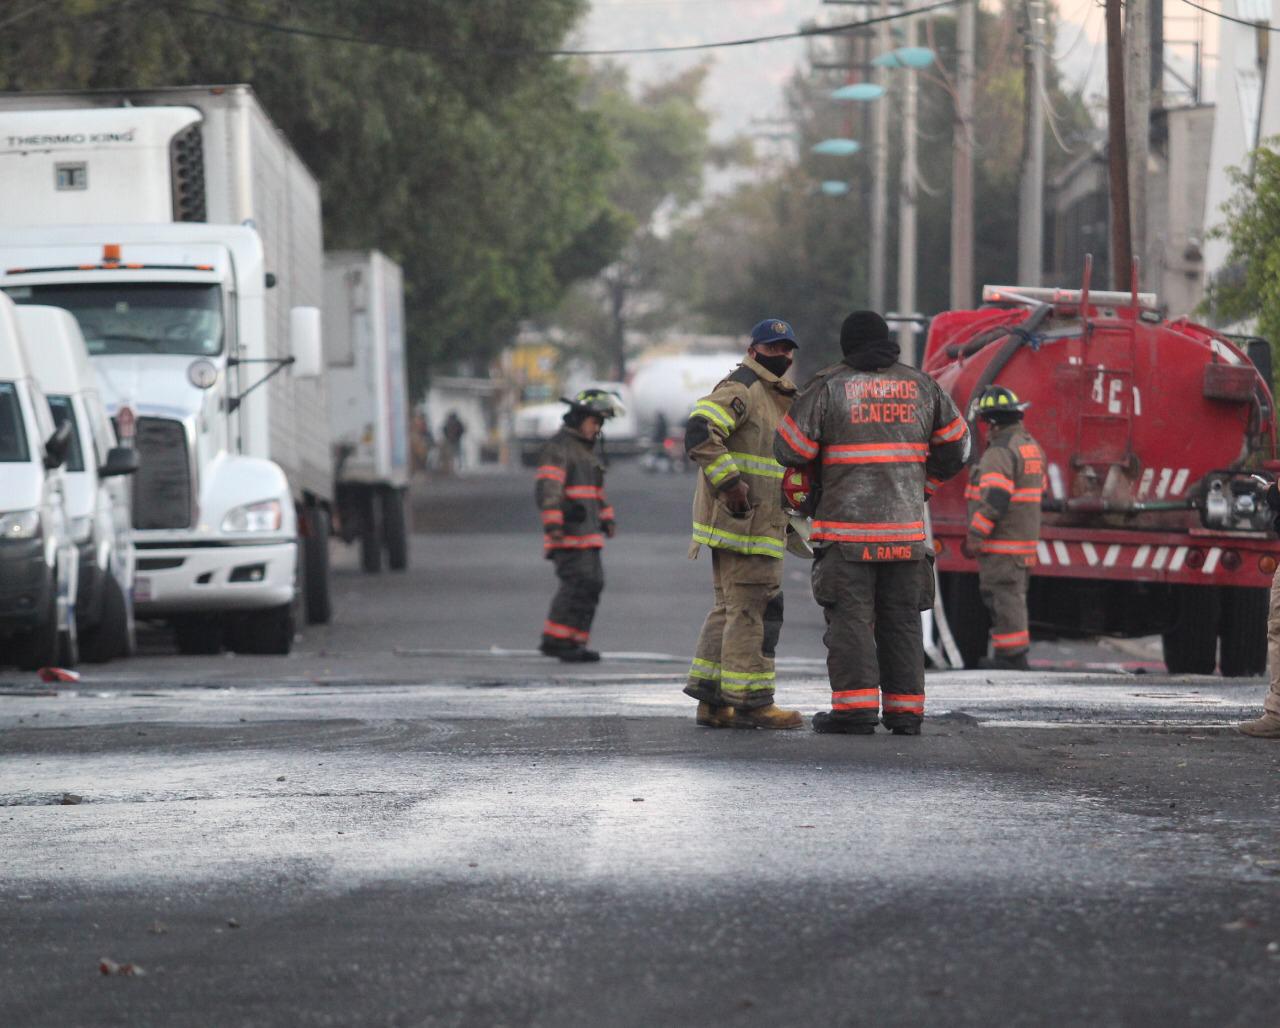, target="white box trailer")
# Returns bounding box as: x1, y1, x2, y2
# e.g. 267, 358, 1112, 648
0, 85, 334, 654
323, 251, 411, 572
